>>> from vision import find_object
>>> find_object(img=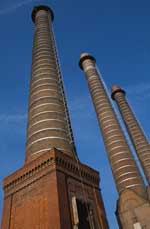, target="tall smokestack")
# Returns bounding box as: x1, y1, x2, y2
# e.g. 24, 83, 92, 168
26, 6, 76, 161
111, 85, 150, 184
79, 53, 146, 198
1, 7, 109, 229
